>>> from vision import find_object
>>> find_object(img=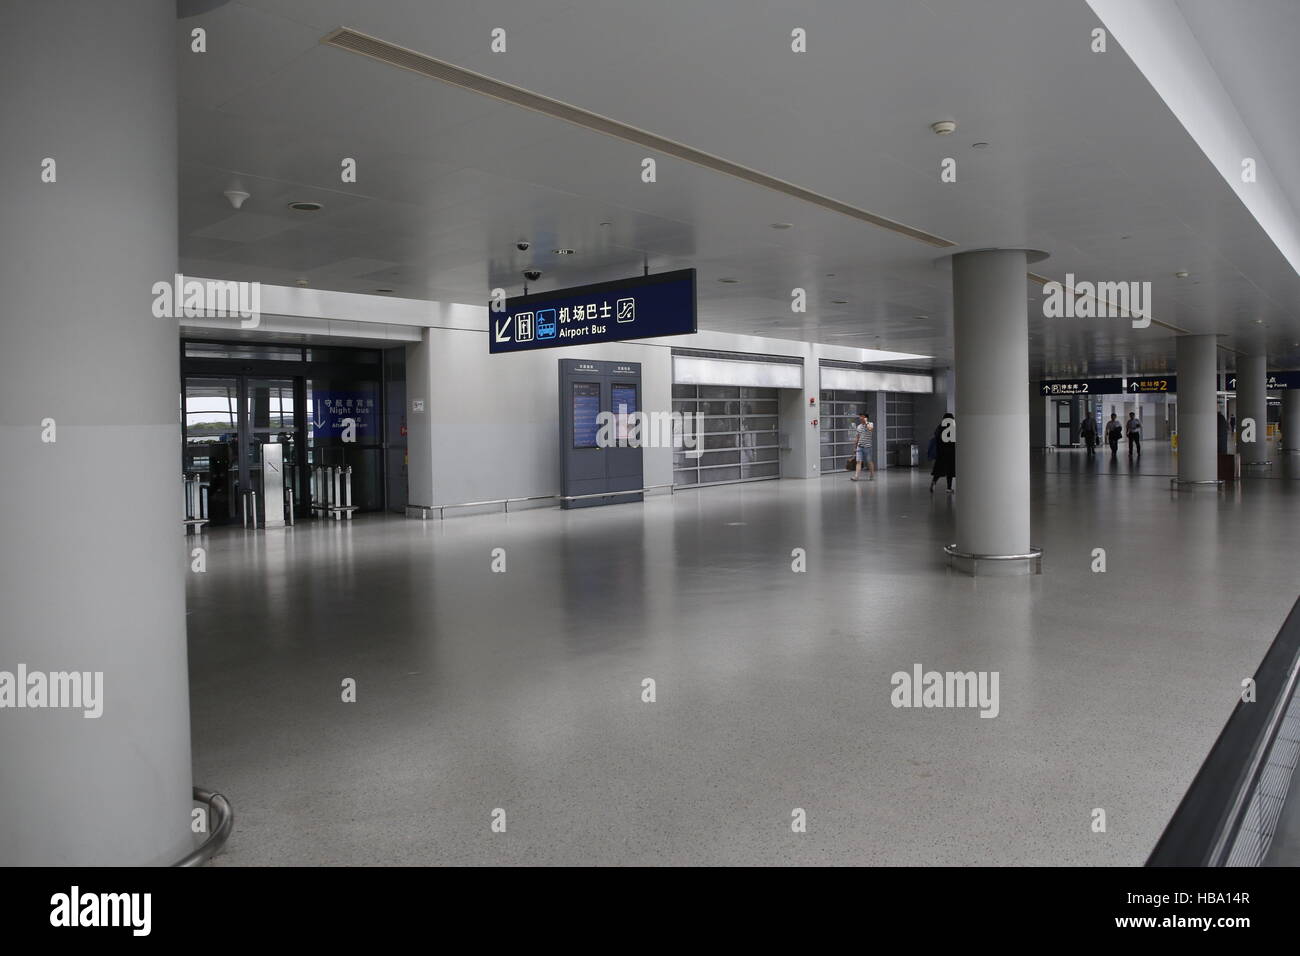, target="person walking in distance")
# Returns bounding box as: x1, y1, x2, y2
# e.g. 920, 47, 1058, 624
851, 411, 875, 481
1105, 413, 1122, 458
1125, 411, 1142, 458
1080, 414, 1097, 458
930, 413, 956, 493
